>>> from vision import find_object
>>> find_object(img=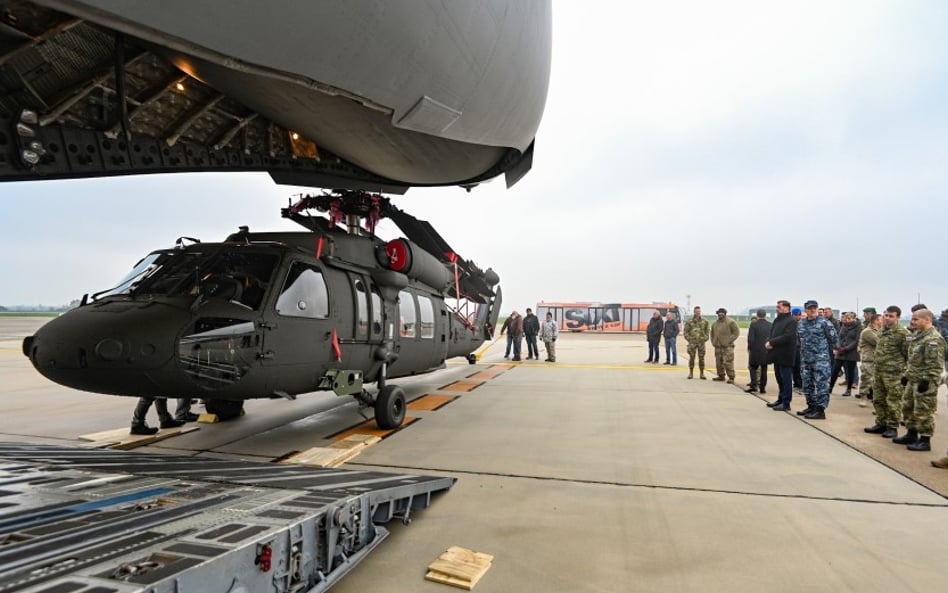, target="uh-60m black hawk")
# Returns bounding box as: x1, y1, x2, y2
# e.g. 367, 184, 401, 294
23, 190, 503, 429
